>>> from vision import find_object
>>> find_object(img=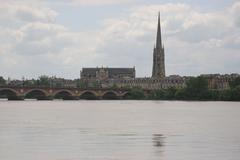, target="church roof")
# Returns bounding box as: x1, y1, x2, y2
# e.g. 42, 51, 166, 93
81, 67, 135, 76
